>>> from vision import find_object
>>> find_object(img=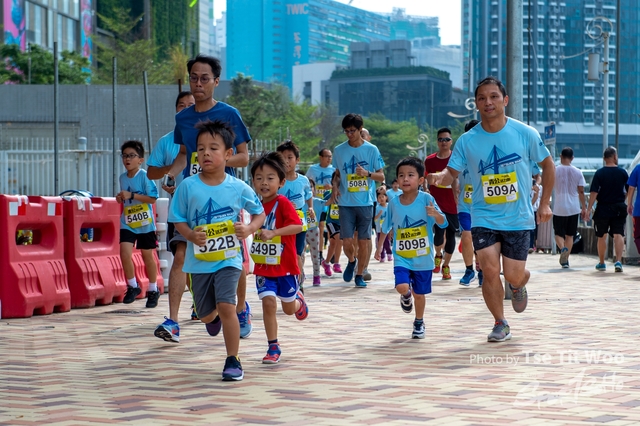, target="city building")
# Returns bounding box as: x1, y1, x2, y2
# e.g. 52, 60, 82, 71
213, 10, 227, 74
412, 44, 463, 90
463, 0, 640, 157
292, 62, 336, 104
198, 0, 215, 56
385, 7, 440, 46
226, 0, 391, 87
